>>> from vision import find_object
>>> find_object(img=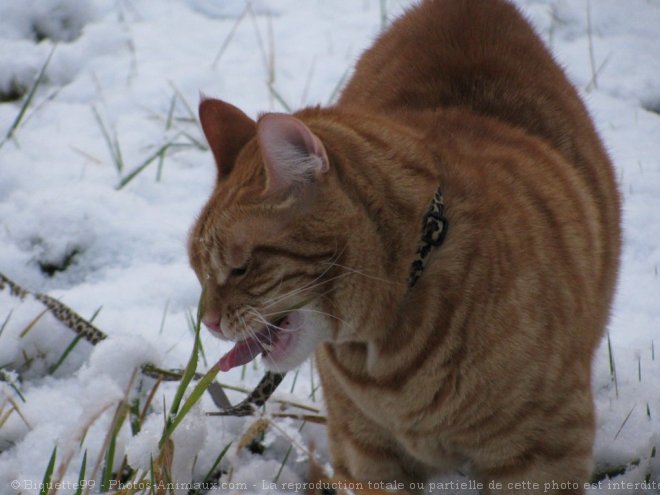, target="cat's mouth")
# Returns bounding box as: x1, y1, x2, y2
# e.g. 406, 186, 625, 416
217, 314, 297, 372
